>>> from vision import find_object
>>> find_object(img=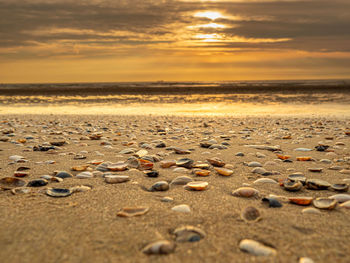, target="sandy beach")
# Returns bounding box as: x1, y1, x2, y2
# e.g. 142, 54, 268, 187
1, 113, 350, 263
